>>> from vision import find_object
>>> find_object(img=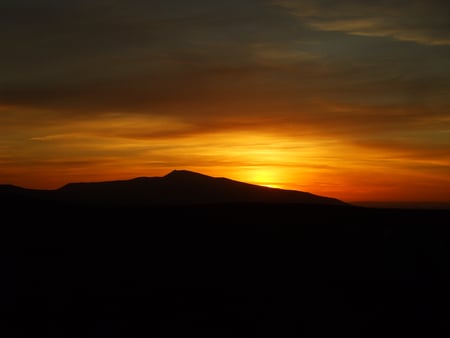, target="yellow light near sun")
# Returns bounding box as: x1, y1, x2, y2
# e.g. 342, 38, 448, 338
196, 132, 297, 189
238, 166, 285, 188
